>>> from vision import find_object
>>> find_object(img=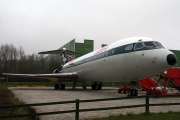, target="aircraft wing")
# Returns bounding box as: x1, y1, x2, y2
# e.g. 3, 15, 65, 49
1, 72, 78, 80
